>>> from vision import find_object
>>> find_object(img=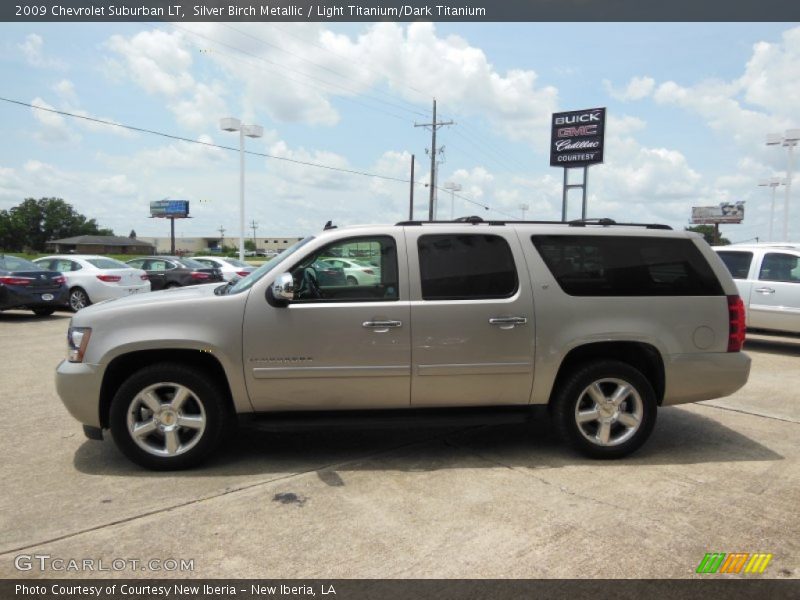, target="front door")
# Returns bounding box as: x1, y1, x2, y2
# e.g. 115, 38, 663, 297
243, 234, 411, 411
405, 229, 535, 407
